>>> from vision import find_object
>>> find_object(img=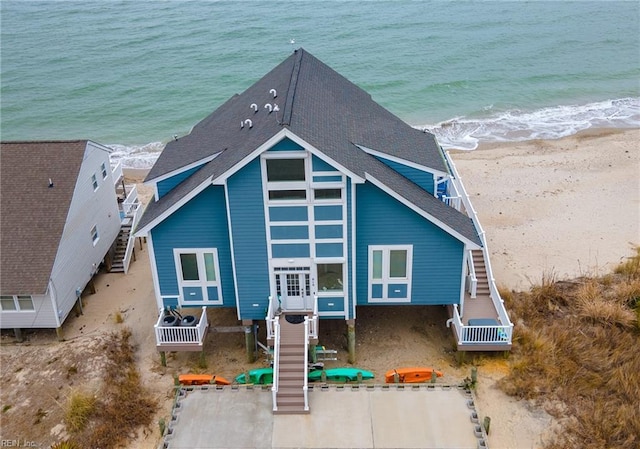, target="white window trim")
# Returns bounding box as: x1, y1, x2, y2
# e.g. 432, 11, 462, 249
315, 259, 346, 296
90, 225, 99, 246
368, 245, 413, 303
101, 162, 108, 180
173, 248, 223, 305
0, 295, 35, 311
91, 173, 99, 191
